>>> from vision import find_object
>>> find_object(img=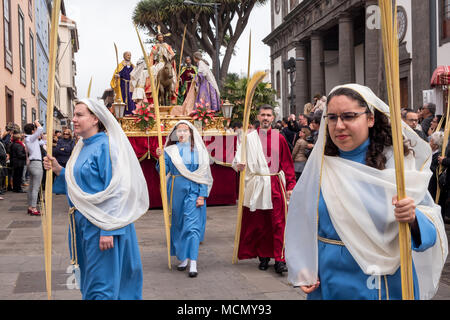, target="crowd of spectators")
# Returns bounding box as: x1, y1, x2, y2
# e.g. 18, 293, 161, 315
0, 122, 76, 214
